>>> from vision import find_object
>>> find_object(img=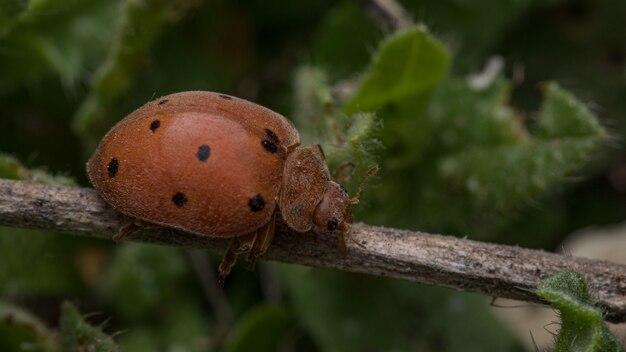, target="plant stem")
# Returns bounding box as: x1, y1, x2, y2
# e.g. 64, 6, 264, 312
359, 0, 413, 32
1, 178, 625, 323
